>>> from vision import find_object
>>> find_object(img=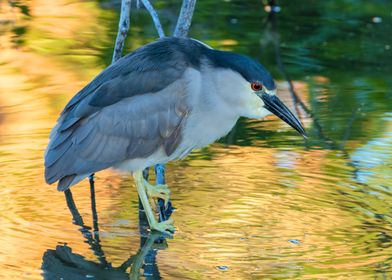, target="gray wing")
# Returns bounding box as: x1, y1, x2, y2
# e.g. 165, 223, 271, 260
45, 38, 193, 191
58, 38, 190, 131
